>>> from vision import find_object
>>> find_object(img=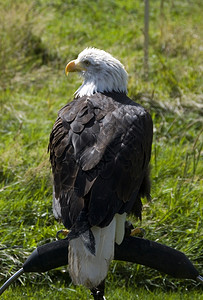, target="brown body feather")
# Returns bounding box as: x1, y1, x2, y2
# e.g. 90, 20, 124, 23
49, 92, 153, 238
